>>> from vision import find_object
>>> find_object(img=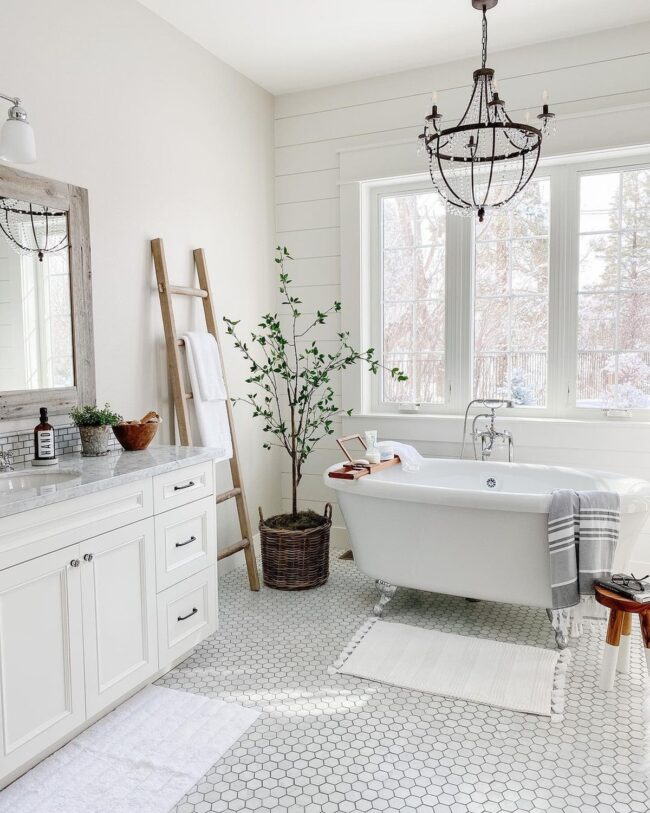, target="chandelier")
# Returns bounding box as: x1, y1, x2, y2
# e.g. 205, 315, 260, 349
419, 0, 555, 222
0, 198, 68, 262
